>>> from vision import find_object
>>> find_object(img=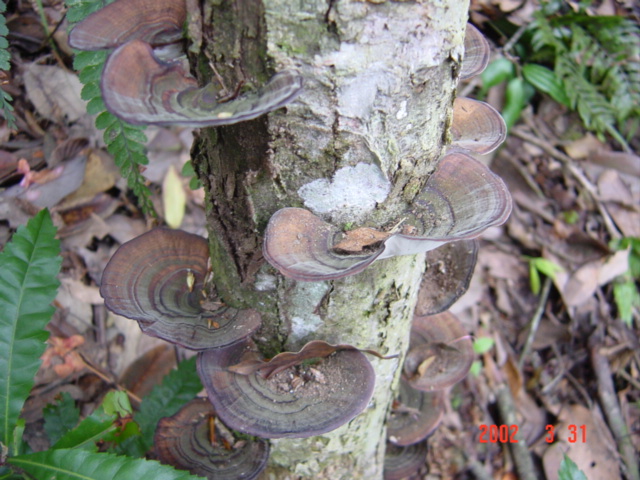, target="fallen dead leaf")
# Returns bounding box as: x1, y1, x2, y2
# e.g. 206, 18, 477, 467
23, 63, 87, 123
